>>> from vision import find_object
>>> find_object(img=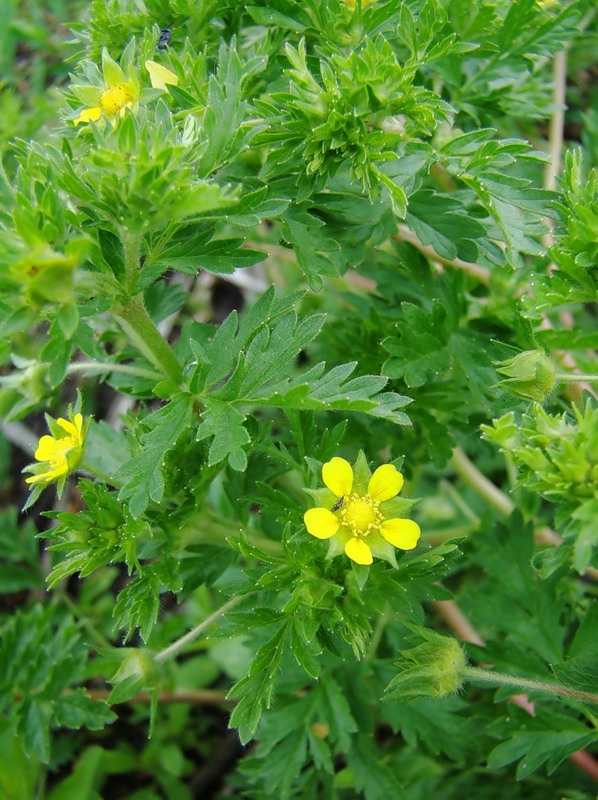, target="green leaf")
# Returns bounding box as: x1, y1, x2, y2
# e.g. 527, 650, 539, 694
0, 719, 40, 800
290, 617, 321, 679
248, 361, 412, 425
228, 623, 289, 744
346, 735, 408, 800
83, 420, 132, 480
487, 708, 597, 779
0, 605, 114, 762
282, 210, 342, 289
0, 507, 42, 593
196, 398, 250, 471
317, 676, 358, 752
47, 746, 105, 800
53, 689, 115, 731
112, 571, 161, 642
153, 228, 265, 277
405, 189, 486, 261
115, 394, 193, 516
